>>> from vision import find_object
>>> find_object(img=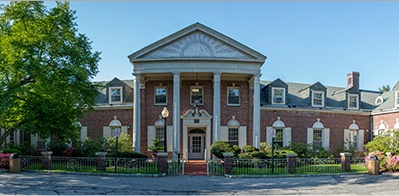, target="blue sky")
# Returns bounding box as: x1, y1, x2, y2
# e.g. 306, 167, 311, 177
63, 1, 399, 91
